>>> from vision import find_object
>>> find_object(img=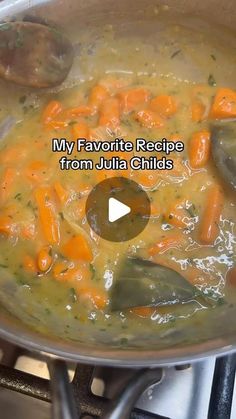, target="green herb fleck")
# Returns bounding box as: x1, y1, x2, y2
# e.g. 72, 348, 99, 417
14, 192, 22, 201
186, 204, 197, 218
69, 287, 77, 303
120, 337, 128, 345
89, 263, 96, 280
19, 95, 27, 104
59, 212, 65, 221
15, 30, 24, 48
171, 49, 182, 59
45, 308, 51, 315
210, 54, 216, 61
0, 264, 8, 268
208, 74, 216, 87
